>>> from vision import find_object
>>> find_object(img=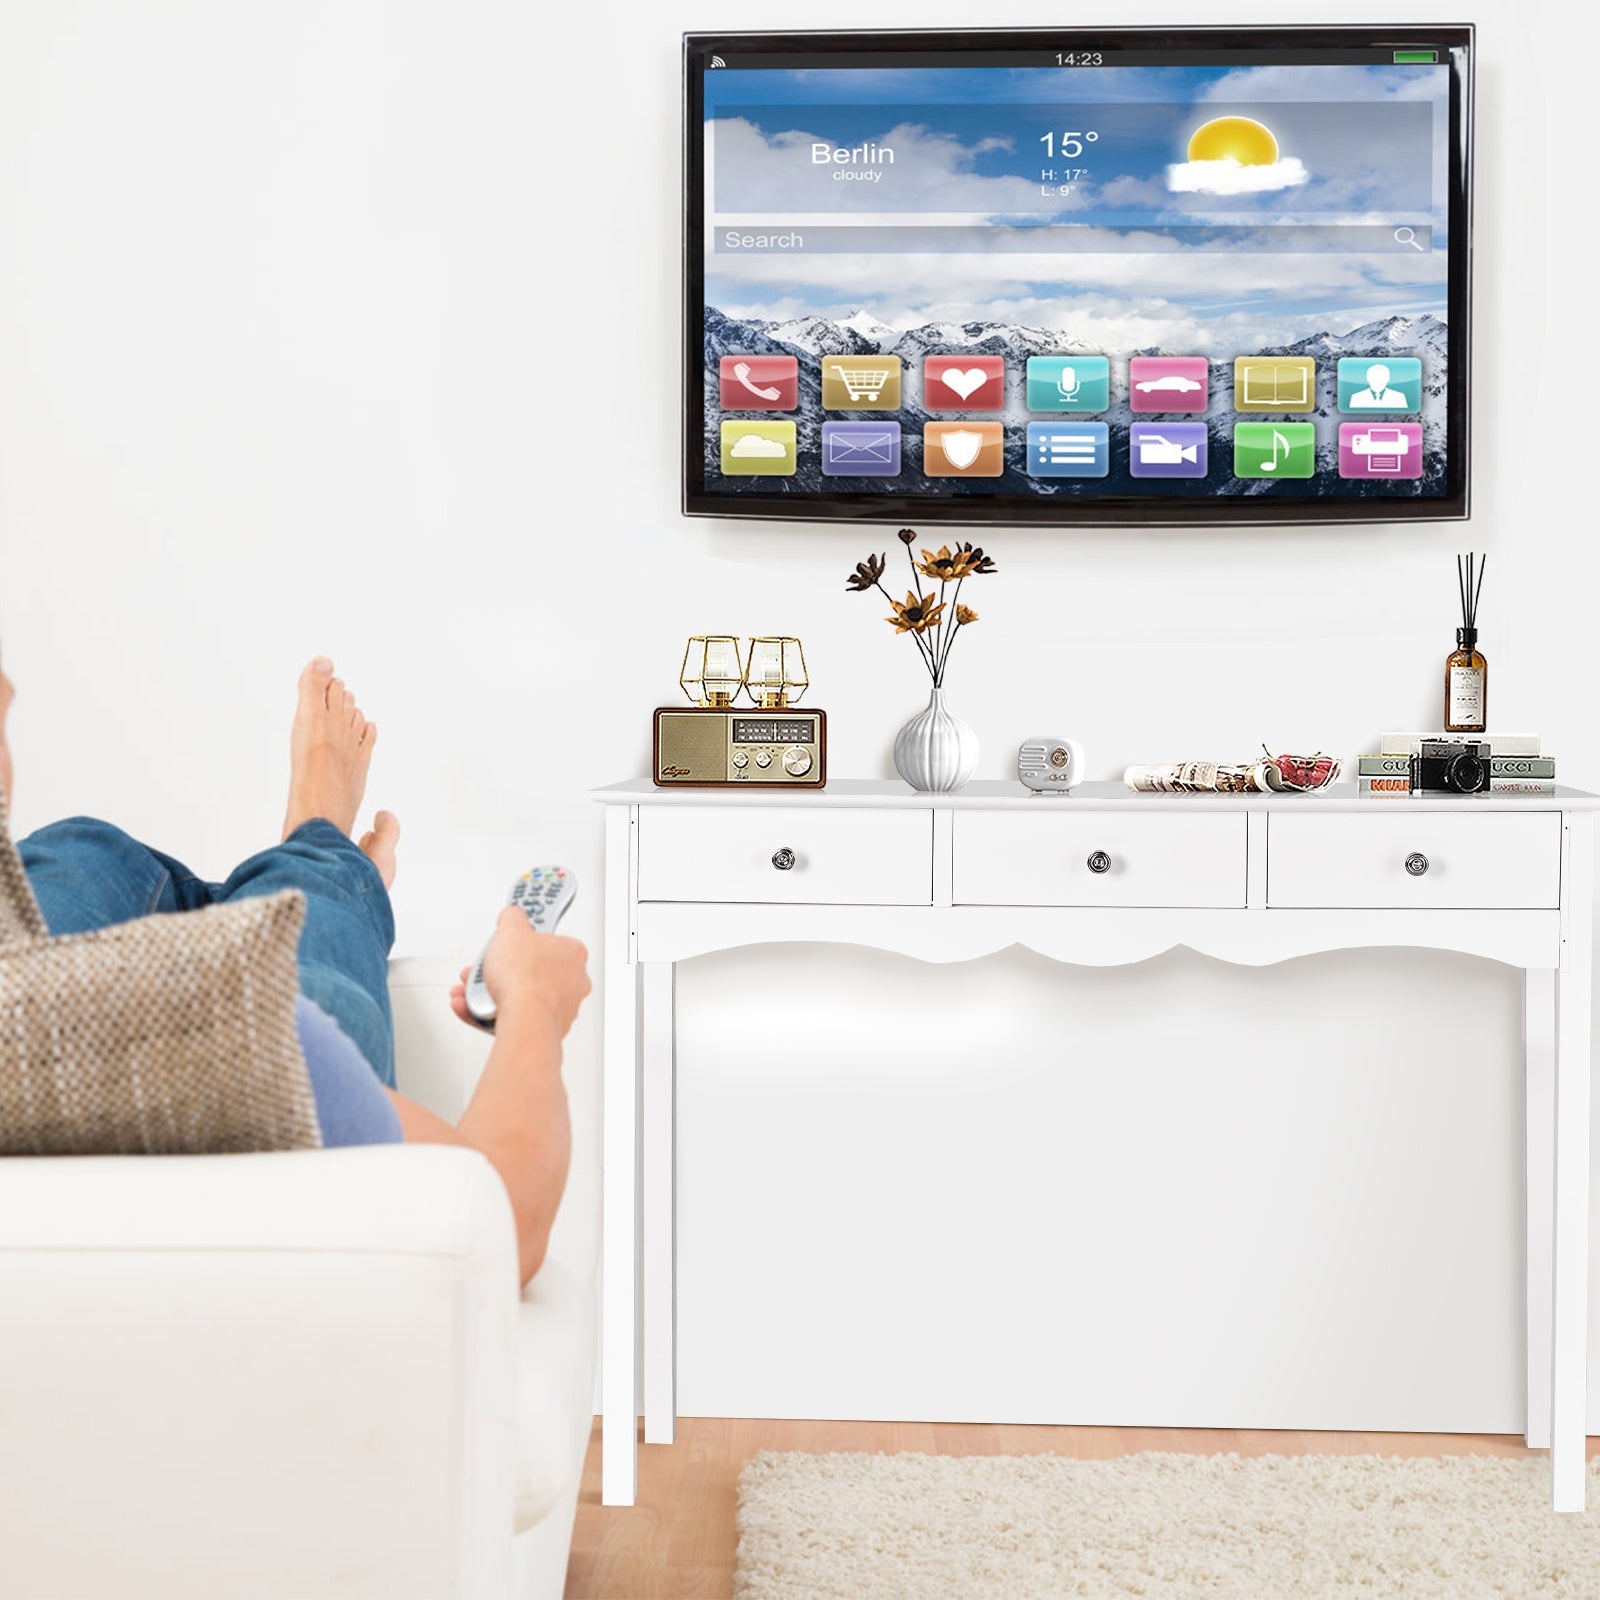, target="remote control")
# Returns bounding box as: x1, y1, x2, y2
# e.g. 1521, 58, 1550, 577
464, 867, 578, 1030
